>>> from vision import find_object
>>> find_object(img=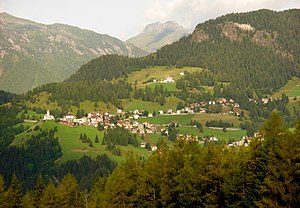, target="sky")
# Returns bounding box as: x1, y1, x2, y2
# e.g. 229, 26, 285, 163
0, 0, 299, 40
